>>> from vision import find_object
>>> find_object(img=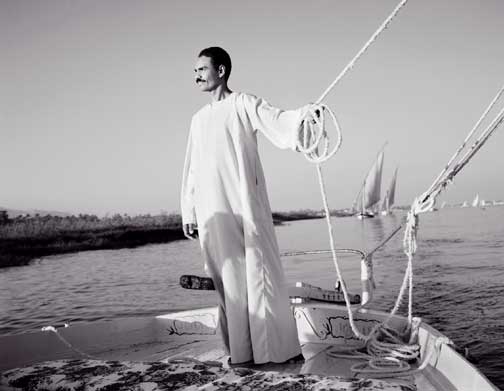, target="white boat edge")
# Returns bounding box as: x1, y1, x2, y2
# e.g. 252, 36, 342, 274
157, 303, 498, 391
0, 302, 499, 391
